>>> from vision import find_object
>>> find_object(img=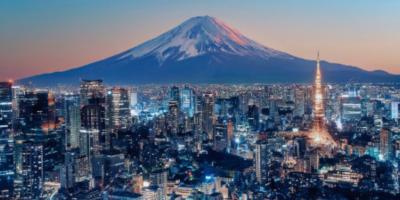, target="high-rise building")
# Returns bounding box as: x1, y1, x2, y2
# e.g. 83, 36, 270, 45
106, 87, 131, 133
142, 185, 163, 200
130, 88, 138, 108
294, 87, 305, 117
180, 87, 195, 117
213, 123, 228, 152
63, 94, 81, 149
170, 86, 180, 107
340, 94, 362, 123
80, 80, 105, 107
308, 150, 320, 173
247, 104, 259, 131
150, 170, 168, 197
60, 149, 78, 190
17, 90, 56, 135
80, 101, 106, 156
167, 100, 179, 136
391, 101, 400, 121
269, 98, 280, 125
91, 152, 125, 185
11, 85, 22, 120
202, 92, 215, 140
294, 137, 307, 158
14, 140, 44, 199
0, 81, 14, 198
0, 81, 13, 134
380, 128, 392, 160
255, 141, 268, 184
79, 80, 106, 155
14, 90, 59, 198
